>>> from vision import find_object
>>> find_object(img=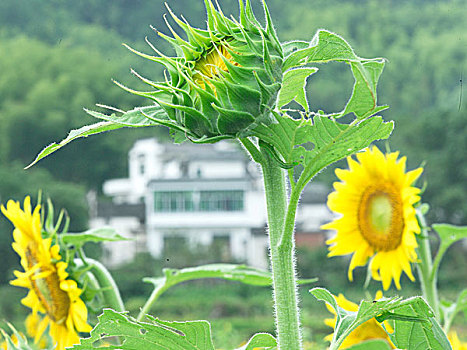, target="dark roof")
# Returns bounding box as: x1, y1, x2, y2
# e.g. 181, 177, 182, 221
148, 177, 250, 185
162, 142, 246, 162
97, 201, 145, 221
